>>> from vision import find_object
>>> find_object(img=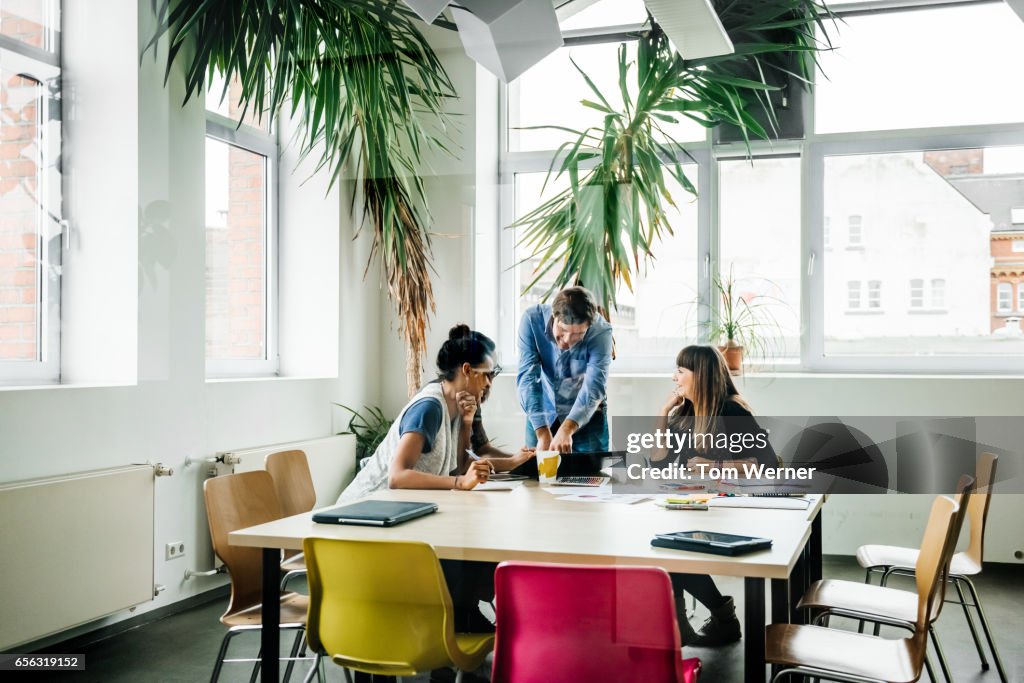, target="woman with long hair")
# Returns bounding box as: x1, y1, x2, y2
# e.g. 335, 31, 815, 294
651, 344, 777, 646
